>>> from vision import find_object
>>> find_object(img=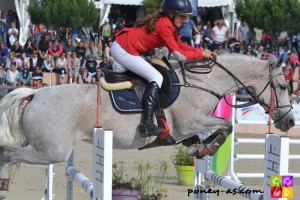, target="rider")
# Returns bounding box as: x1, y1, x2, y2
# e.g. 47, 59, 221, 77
111, 0, 216, 137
